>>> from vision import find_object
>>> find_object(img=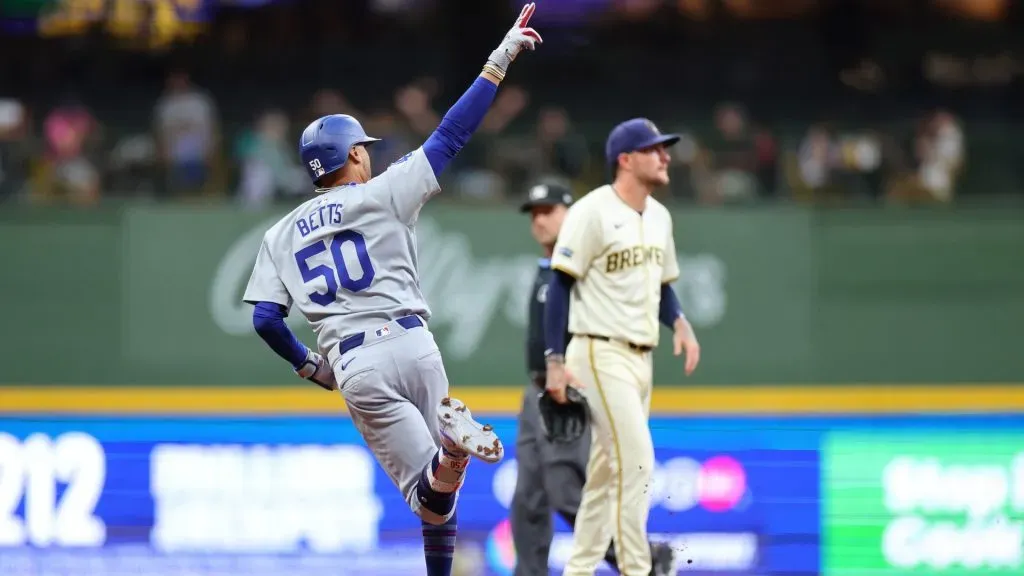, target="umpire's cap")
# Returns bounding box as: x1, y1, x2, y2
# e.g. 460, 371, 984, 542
605, 118, 681, 168
299, 114, 380, 183
519, 180, 574, 212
